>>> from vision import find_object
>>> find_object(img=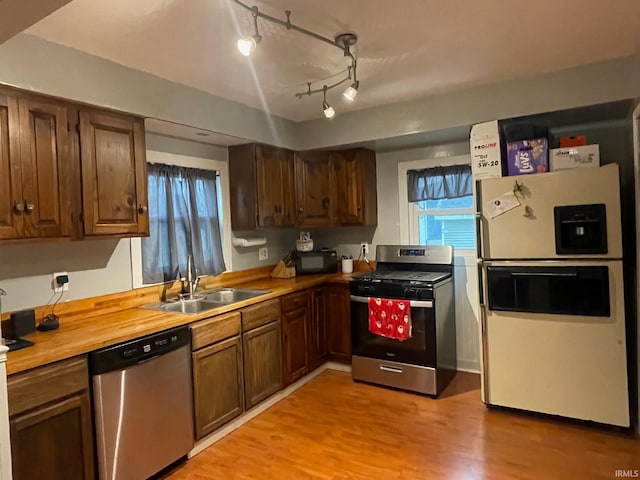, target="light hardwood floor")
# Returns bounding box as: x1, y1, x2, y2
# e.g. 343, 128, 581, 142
165, 370, 640, 479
